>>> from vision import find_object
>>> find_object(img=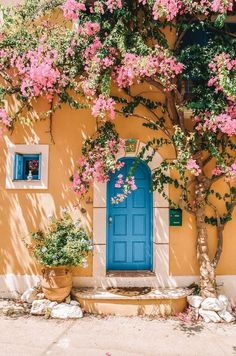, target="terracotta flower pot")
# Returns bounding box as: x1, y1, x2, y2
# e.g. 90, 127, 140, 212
41, 266, 72, 302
